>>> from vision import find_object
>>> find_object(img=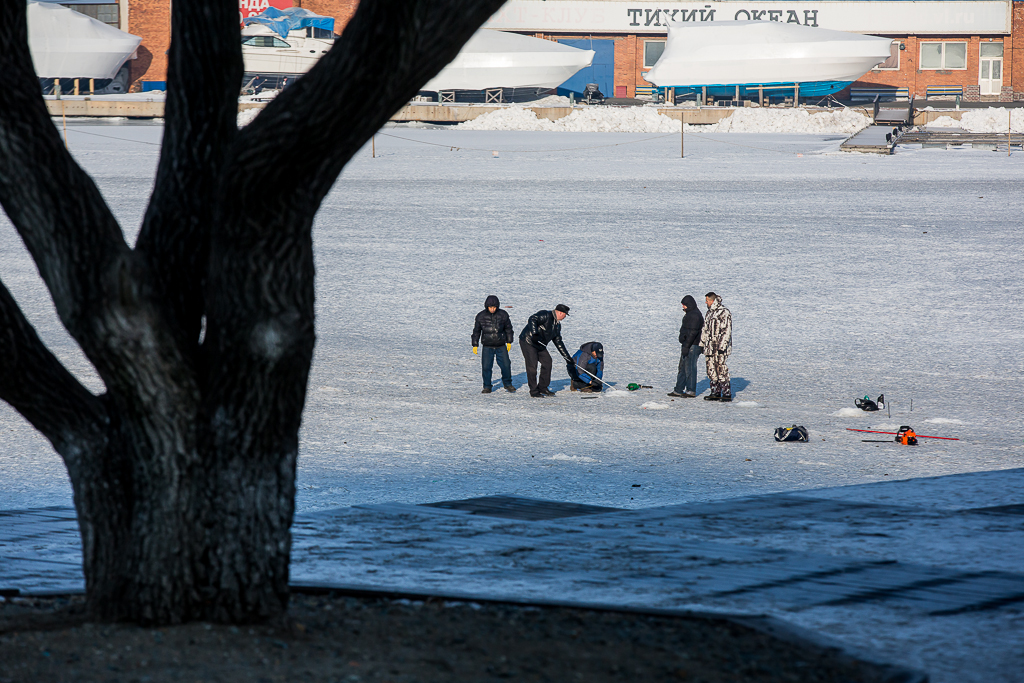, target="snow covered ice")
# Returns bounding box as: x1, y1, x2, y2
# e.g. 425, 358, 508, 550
2, 115, 1023, 683
1, 118, 1022, 515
